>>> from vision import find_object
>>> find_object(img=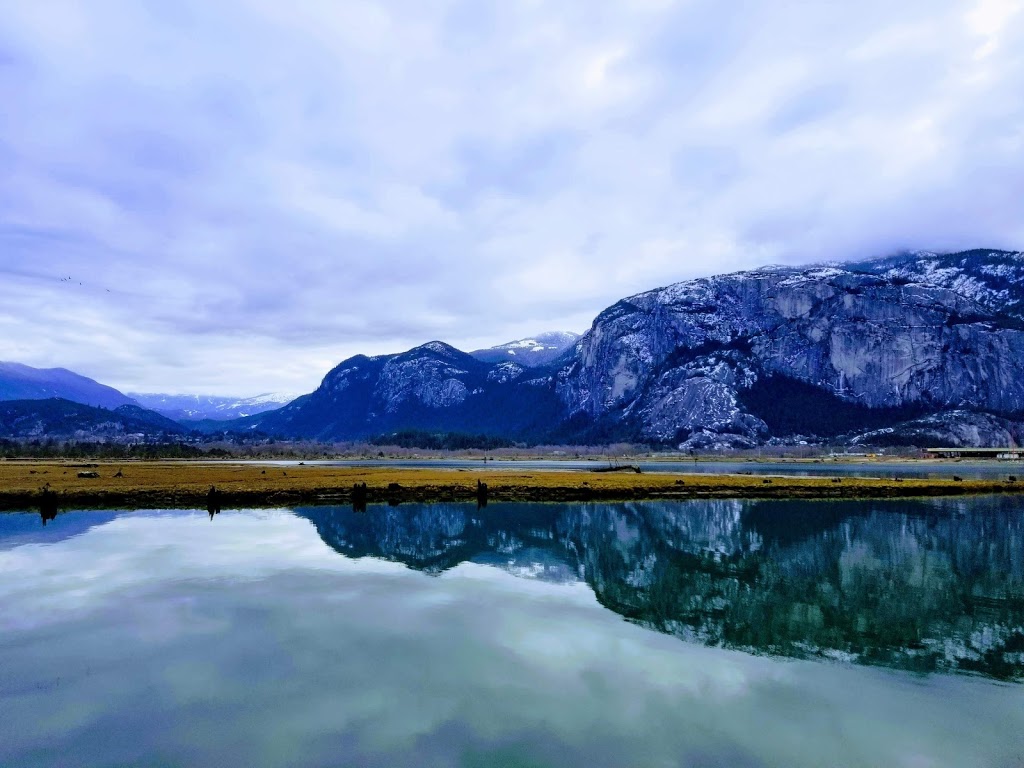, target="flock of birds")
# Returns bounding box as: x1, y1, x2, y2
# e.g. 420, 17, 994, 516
58, 276, 110, 292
